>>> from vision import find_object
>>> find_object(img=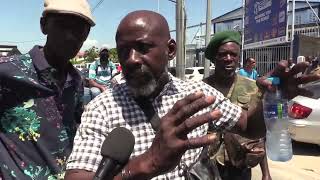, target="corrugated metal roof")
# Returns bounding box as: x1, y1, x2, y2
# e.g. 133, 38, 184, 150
0, 45, 21, 56
0, 48, 14, 52
211, 7, 243, 24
